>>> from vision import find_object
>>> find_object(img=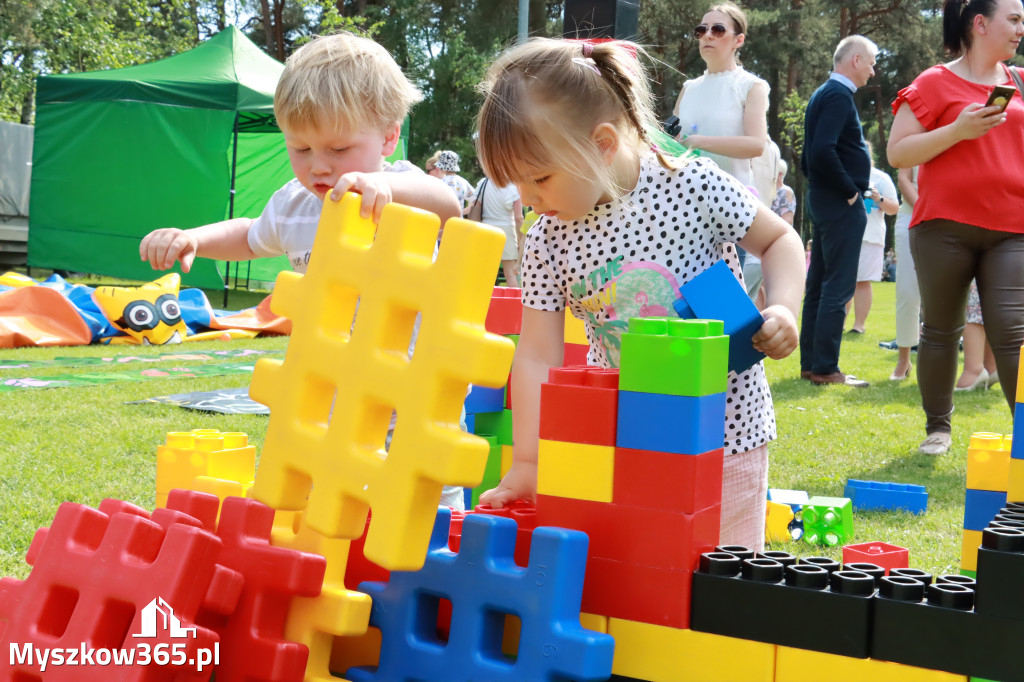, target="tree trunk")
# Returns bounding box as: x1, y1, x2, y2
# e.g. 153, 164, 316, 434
260, 0, 275, 57
20, 81, 34, 125
273, 0, 286, 60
